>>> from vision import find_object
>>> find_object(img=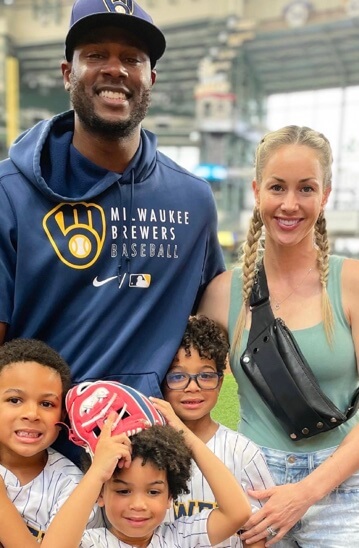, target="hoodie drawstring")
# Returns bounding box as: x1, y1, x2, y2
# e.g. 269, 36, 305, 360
116, 180, 124, 283
127, 171, 135, 274
116, 170, 135, 284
